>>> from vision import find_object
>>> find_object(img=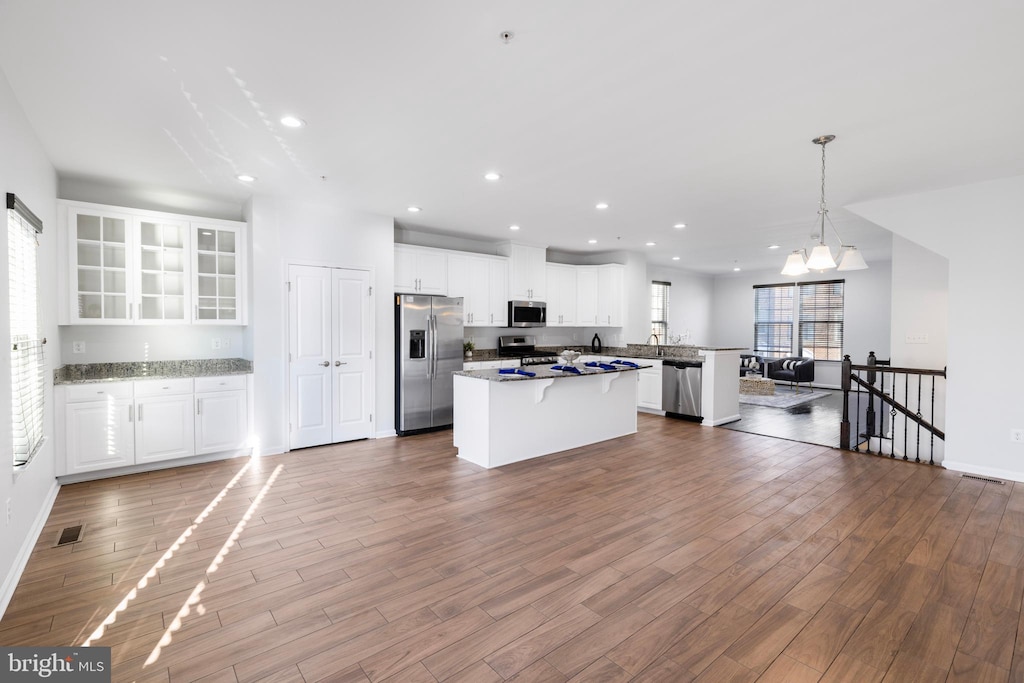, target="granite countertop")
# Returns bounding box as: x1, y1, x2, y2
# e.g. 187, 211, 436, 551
55, 358, 253, 385
455, 362, 650, 382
